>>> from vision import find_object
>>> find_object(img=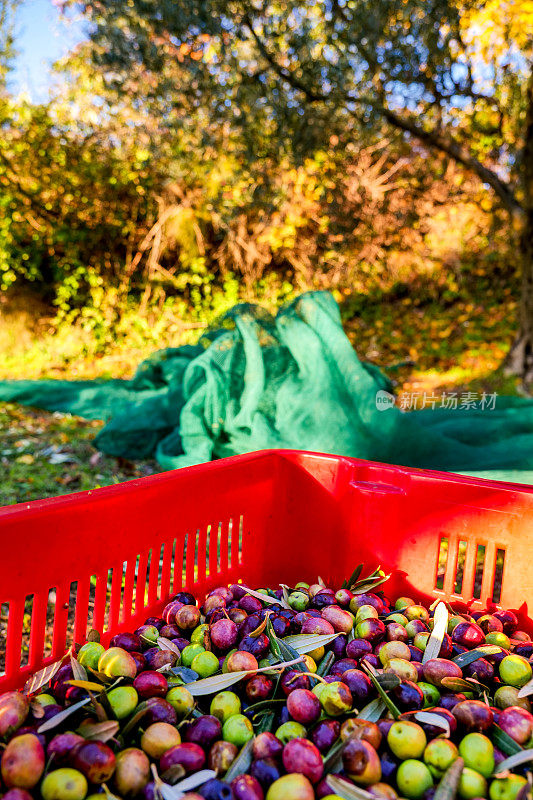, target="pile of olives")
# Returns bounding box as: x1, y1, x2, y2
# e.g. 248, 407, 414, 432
1, 575, 533, 800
